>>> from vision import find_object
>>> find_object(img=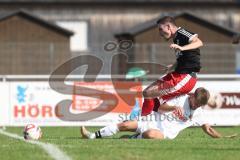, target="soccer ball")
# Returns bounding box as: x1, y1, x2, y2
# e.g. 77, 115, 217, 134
23, 124, 42, 140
